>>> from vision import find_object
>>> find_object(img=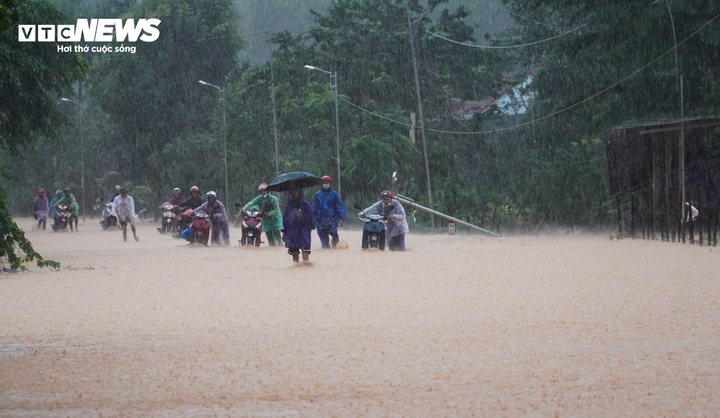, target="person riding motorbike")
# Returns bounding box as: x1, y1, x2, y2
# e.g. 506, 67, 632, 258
173, 186, 205, 236
312, 175, 345, 249
357, 190, 408, 251
168, 187, 185, 206
240, 183, 283, 246
178, 186, 205, 211
190, 191, 230, 246
157, 187, 185, 234
53, 187, 80, 231
107, 185, 122, 203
